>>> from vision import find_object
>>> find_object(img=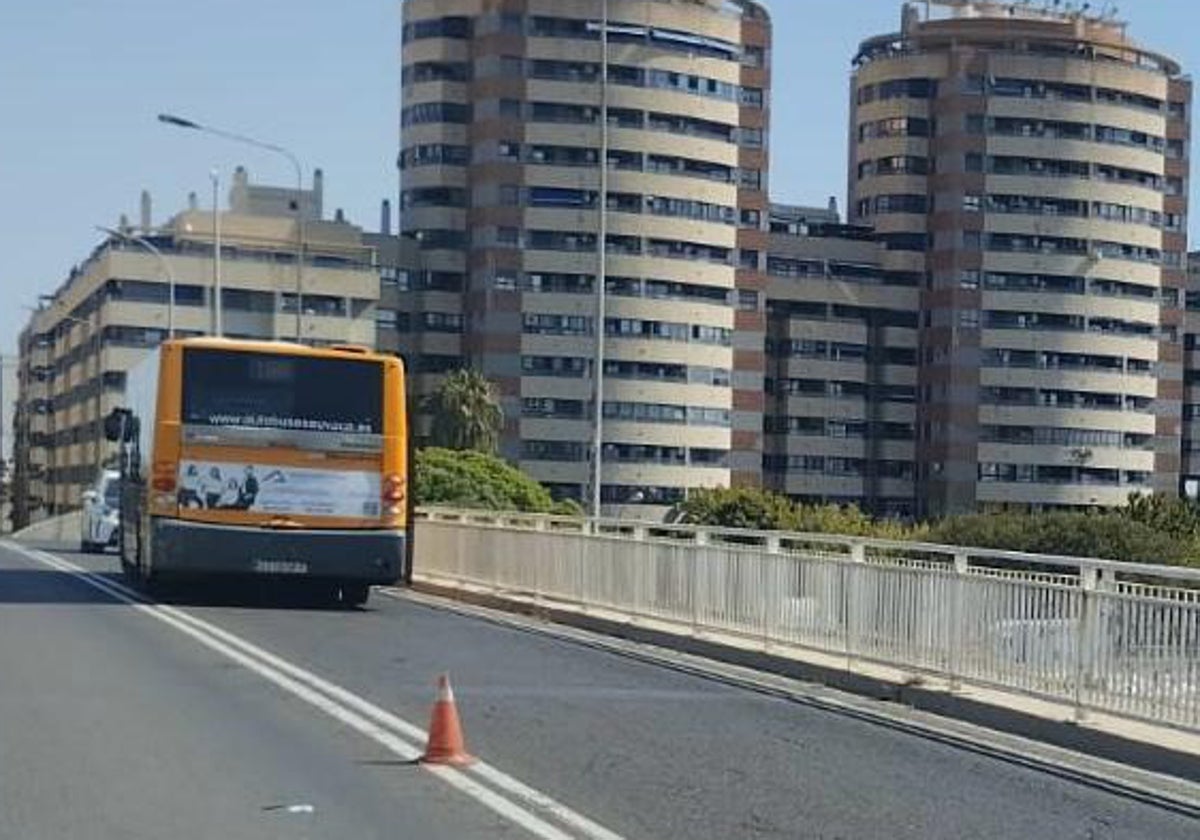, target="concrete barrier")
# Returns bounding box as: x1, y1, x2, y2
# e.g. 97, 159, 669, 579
12, 511, 82, 546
